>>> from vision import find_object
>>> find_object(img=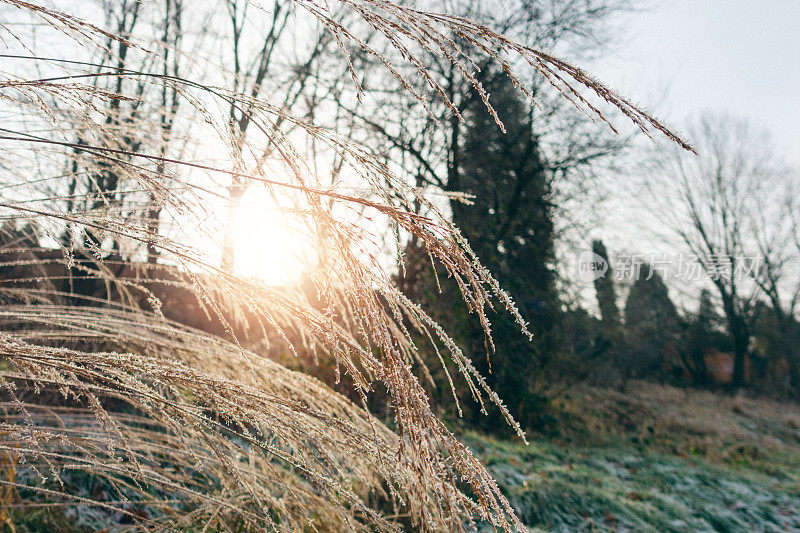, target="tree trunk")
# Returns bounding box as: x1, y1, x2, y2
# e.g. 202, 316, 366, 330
721, 293, 749, 389
731, 323, 748, 389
